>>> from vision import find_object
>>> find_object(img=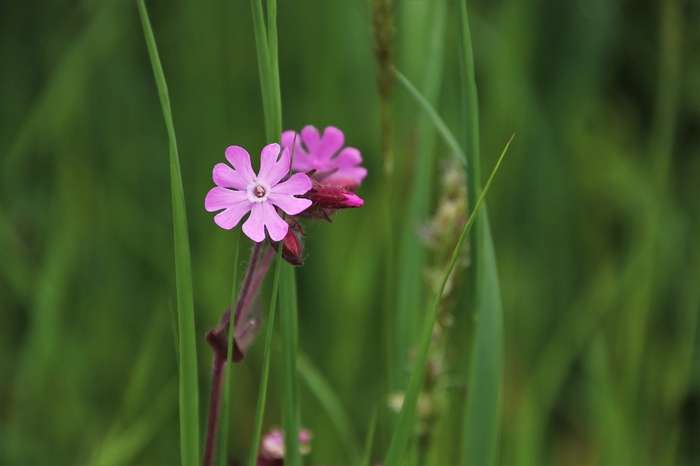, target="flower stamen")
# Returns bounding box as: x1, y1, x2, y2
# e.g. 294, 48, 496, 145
253, 184, 266, 198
